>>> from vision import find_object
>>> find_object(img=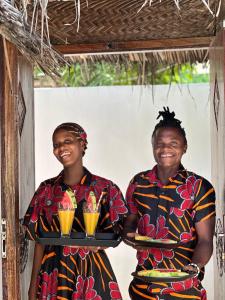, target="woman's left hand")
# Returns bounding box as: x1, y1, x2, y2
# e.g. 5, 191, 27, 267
69, 246, 108, 252
182, 263, 201, 275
